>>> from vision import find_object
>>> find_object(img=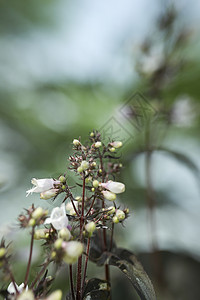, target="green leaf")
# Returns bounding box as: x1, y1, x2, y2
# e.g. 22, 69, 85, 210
96, 248, 156, 300
83, 278, 110, 300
